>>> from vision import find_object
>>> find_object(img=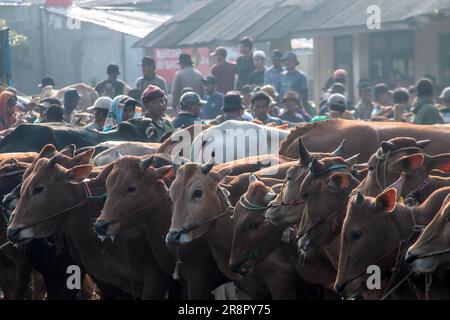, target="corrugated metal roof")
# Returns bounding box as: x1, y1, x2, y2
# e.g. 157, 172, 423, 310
43, 5, 171, 38
135, 0, 450, 48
